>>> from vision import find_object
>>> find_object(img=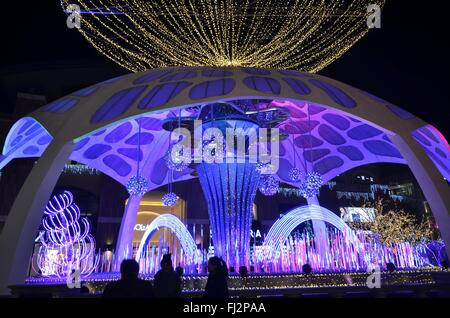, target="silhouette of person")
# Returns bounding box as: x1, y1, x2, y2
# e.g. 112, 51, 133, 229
204, 256, 229, 298
102, 259, 154, 298
153, 254, 182, 298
